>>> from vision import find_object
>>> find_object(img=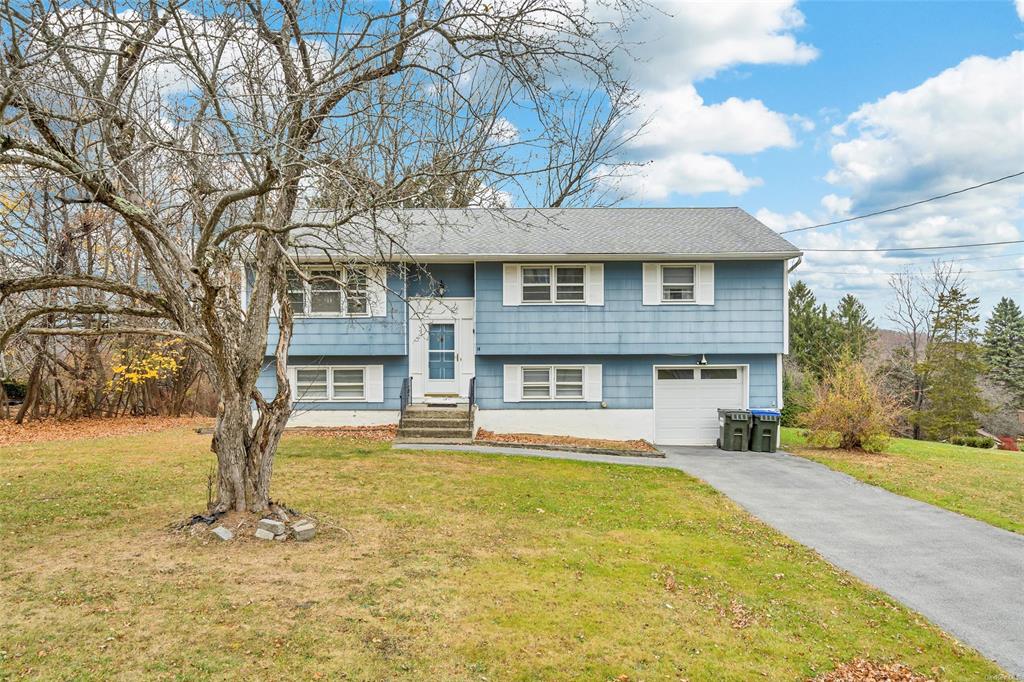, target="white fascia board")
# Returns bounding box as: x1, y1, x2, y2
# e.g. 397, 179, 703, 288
289, 252, 803, 263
